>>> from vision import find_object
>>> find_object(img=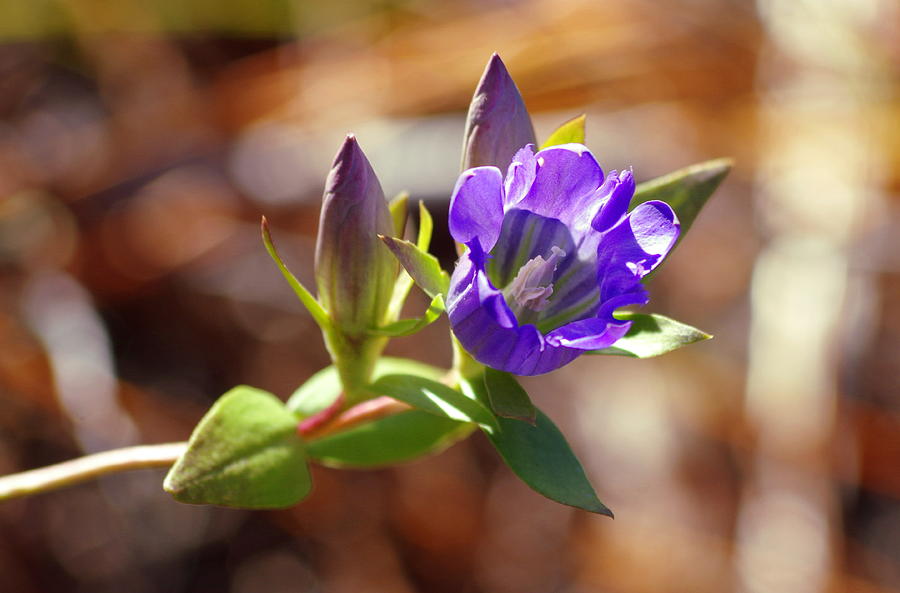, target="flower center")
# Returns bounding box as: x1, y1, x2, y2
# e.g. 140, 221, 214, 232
503, 246, 566, 316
